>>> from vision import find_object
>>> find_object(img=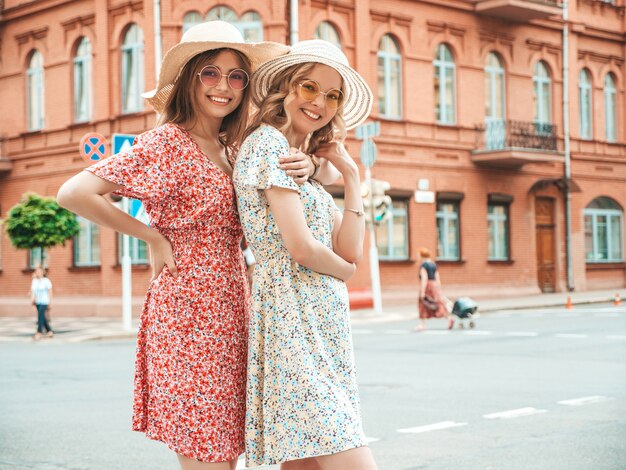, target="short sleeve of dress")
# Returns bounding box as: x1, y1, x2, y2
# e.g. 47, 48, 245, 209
85, 125, 174, 201
236, 126, 299, 193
